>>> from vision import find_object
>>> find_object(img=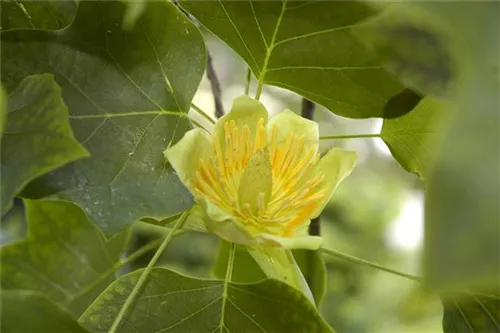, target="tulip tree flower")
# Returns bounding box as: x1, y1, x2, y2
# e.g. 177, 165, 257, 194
165, 96, 357, 250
